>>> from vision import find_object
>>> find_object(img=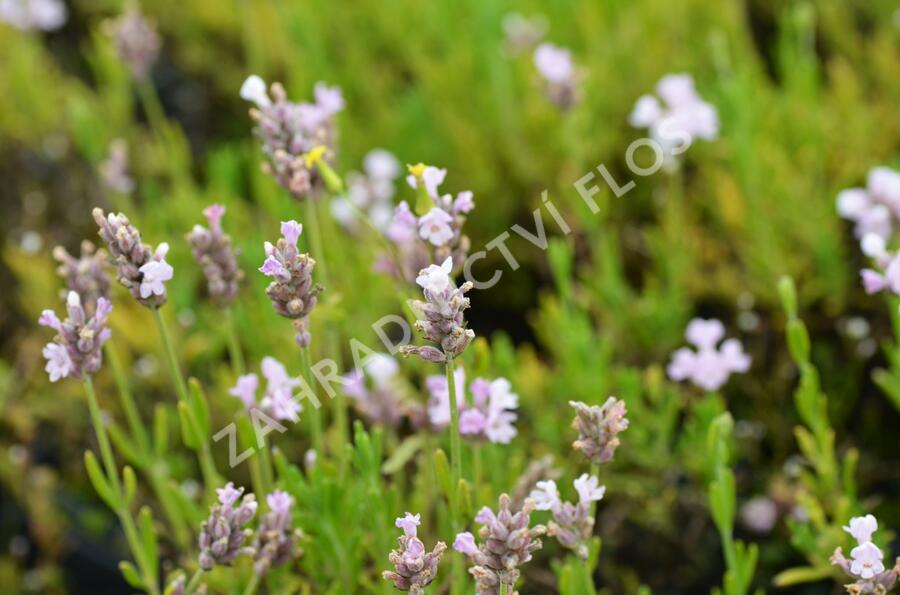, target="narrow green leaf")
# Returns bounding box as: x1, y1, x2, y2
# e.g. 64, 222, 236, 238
138, 506, 159, 573
177, 402, 200, 449
153, 404, 169, 457
118, 561, 143, 589
381, 434, 424, 475
123, 465, 137, 508
773, 565, 833, 587
188, 378, 211, 439
84, 451, 118, 509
